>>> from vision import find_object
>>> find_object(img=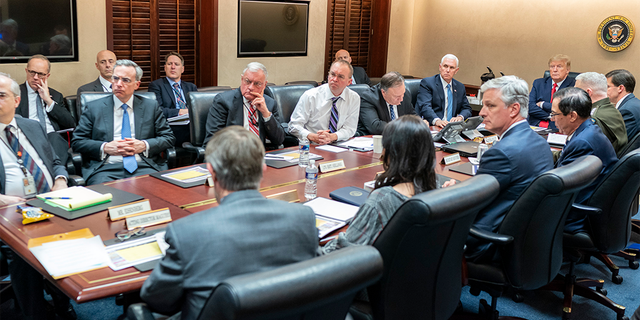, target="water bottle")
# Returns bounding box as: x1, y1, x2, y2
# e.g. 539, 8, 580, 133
298, 137, 310, 167
304, 160, 318, 200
